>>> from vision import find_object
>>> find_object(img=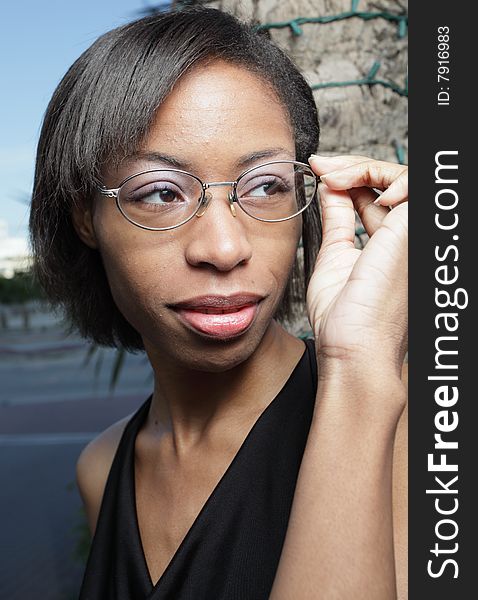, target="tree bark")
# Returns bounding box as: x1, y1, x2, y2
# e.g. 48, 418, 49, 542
200, 0, 408, 163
